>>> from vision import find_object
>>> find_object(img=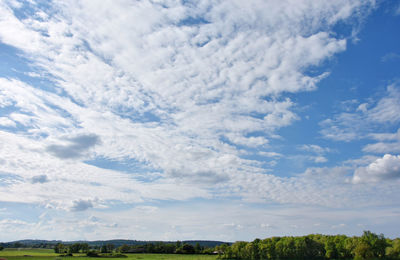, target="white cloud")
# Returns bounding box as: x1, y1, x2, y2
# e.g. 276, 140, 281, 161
299, 144, 332, 154
259, 151, 282, 158
363, 142, 400, 154
363, 129, 400, 154
0, 0, 390, 241
314, 156, 328, 163
0, 117, 16, 127
296, 144, 331, 164
0, 0, 371, 189
396, 4, 400, 16
368, 86, 400, 123
381, 52, 400, 62
321, 85, 400, 141
352, 154, 400, 184
70, 199, 94, 212
3, 201, 400, 242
